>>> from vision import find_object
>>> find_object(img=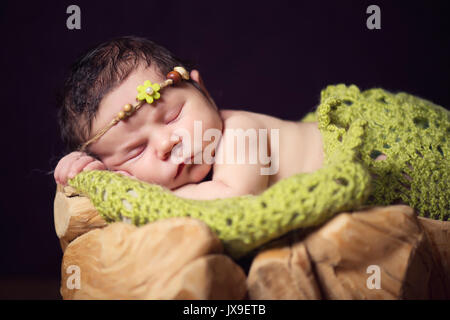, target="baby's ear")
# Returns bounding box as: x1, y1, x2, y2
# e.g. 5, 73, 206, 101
189, 69, 201, 84
190, 69, 207, 92
190, 70, 218, 109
